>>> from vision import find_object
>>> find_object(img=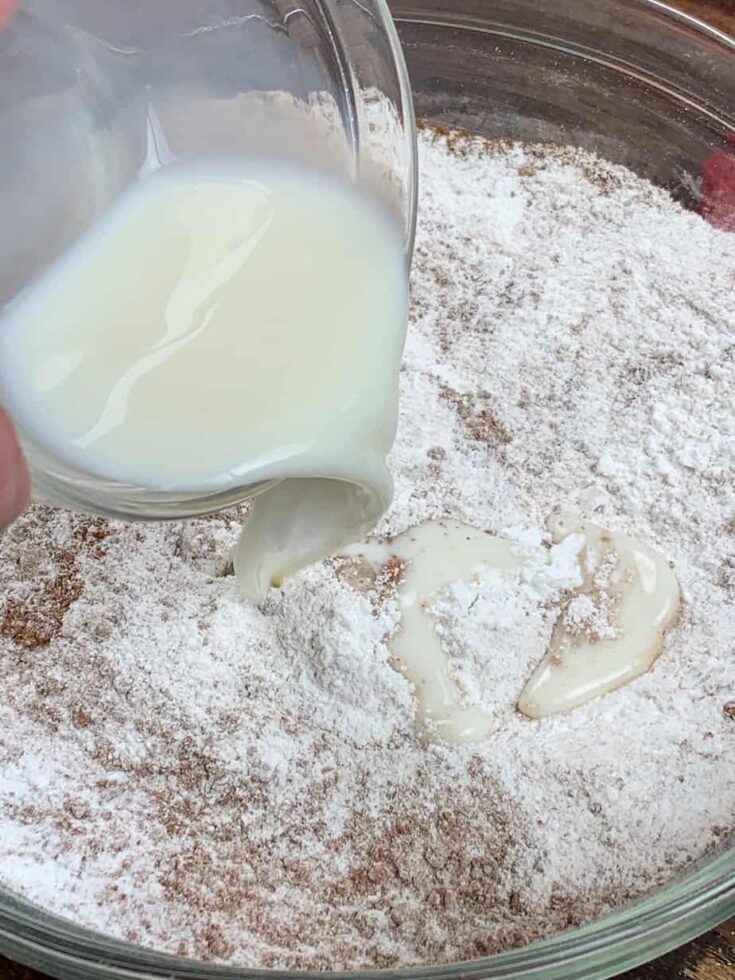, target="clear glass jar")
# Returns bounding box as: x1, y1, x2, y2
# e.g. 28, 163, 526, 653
0, 0, 417, 519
